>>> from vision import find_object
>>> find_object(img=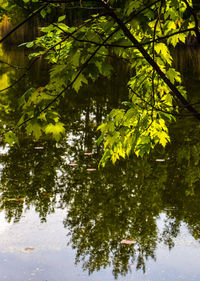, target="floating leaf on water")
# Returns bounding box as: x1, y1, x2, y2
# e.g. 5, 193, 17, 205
42, 192, 50, 196
34, 147, 44, 150
13, 181, 19, 185
68, 163, 78, 167
7, 198, 25, 202
84, 152, 93, 156
155, 159, 165, 162
120, 239, 136, 245
87, 168, 96, 171
15, 198, 25, 202
24, 247, 35, 251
